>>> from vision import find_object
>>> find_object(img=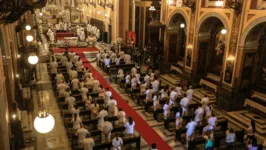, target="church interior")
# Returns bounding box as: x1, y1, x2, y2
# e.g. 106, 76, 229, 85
0, 0, 266, 150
